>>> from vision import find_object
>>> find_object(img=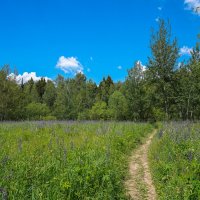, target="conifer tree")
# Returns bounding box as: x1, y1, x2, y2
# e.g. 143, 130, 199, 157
147, 20, 179, 120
